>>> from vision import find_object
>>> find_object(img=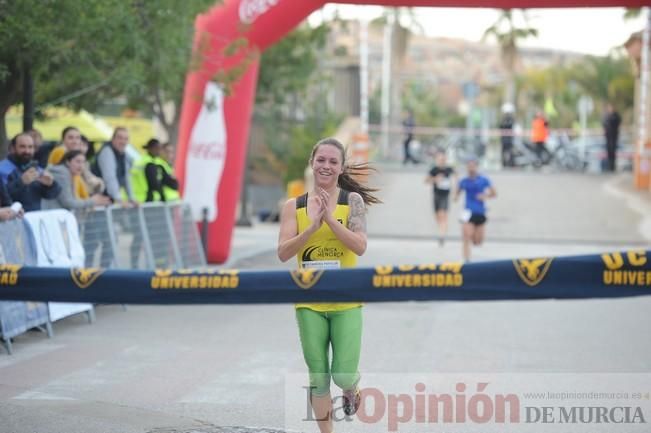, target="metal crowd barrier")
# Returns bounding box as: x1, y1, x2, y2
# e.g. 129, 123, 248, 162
0, 202, 204, 354
74, 201, 206, 271
0, 218, 52, 354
